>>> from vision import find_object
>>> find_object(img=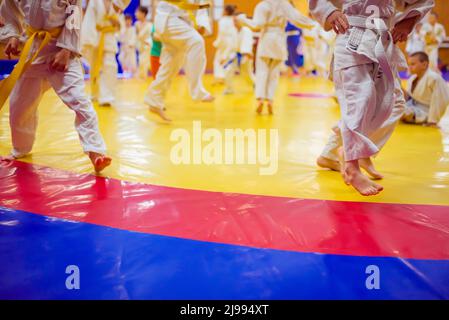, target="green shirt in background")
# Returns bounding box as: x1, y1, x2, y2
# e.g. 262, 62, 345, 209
151, 24, 162, 57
